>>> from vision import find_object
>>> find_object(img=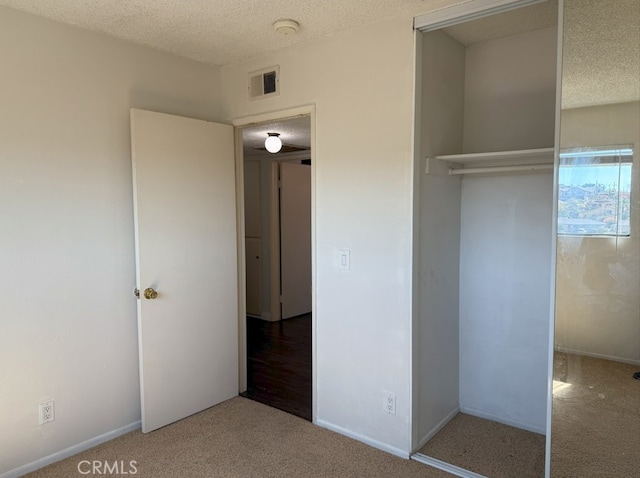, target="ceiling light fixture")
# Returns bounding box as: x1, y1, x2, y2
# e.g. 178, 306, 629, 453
265, 133, 282, 153
273, 19, 300, 36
